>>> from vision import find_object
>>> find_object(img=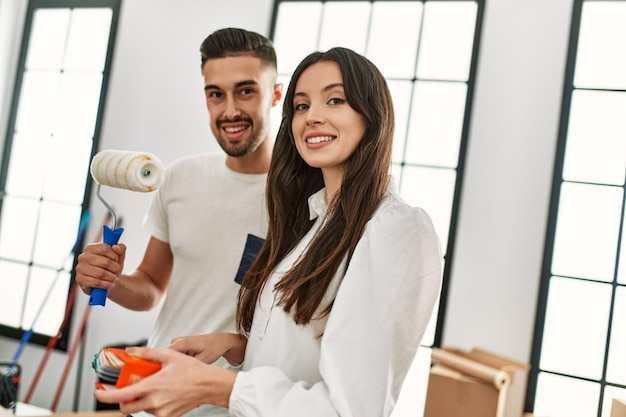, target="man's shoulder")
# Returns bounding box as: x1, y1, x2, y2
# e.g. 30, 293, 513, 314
168, 152, 225, 173
171, 152, 224, 165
